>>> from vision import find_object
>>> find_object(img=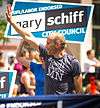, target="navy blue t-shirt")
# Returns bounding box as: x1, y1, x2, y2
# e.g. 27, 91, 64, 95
39, 44, 81, 95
